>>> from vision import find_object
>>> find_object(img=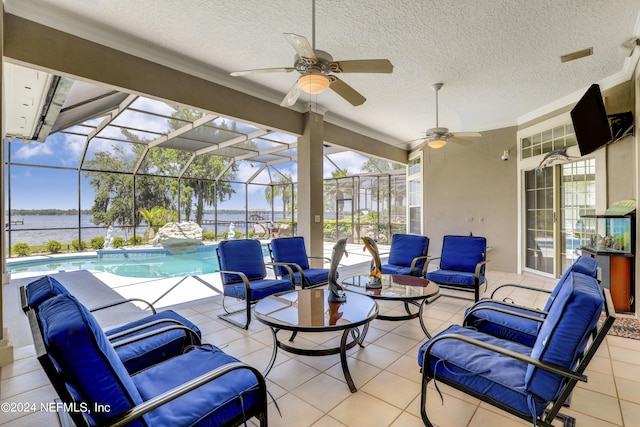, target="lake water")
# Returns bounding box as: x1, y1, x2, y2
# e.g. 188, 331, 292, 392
5, 212, 288, 247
